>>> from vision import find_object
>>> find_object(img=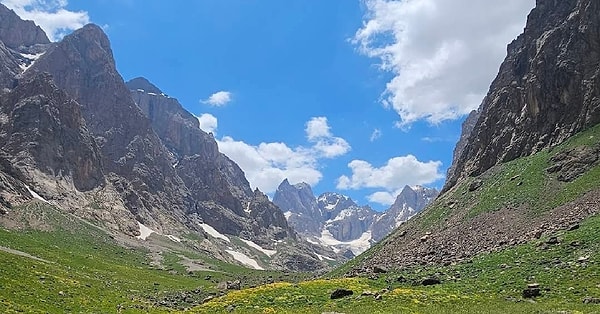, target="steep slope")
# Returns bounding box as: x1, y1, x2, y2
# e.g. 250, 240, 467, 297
445, 0, 600, 191
345, 0, 600, 275
0, 4, 49, 49
127, 78, 294, 243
